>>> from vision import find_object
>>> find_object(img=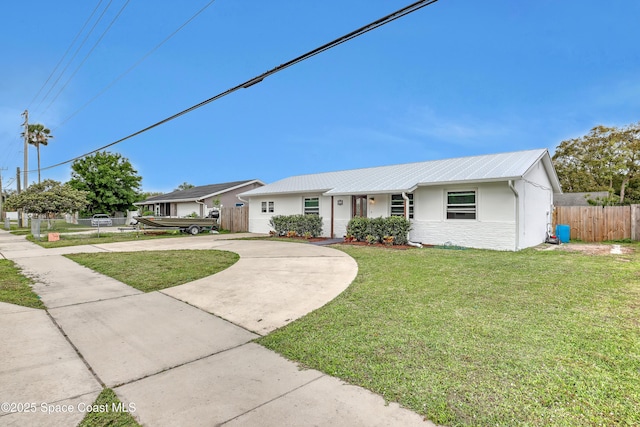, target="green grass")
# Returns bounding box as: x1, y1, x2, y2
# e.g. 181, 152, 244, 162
27, 230, 192, 248
65, 250, 239, 292
36, 219, 94, 233
0, 259, 45, 309
78, 388, 140, 427
6, 220, 93, 234
258, 244, 640, 426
